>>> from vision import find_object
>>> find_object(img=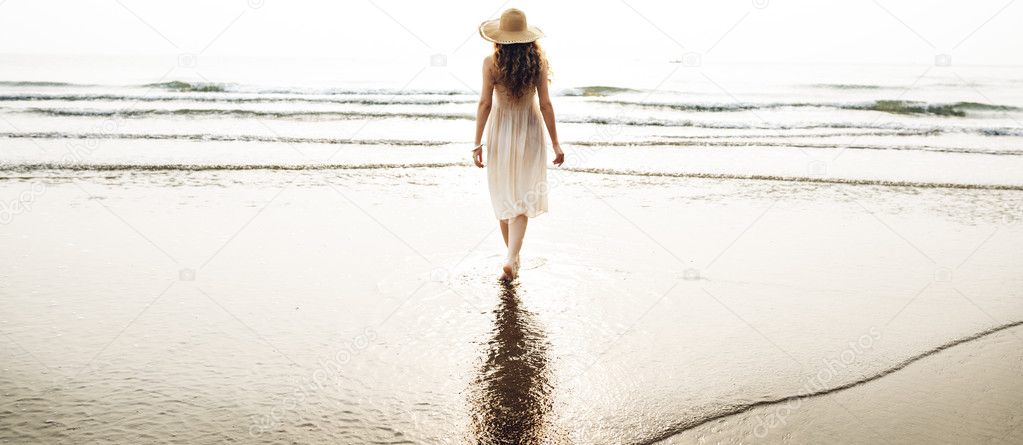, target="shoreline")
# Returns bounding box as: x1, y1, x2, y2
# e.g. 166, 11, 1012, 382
659, 324, 1023, 444
650, 321, 1023, 444
3, 163, 1023, 192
